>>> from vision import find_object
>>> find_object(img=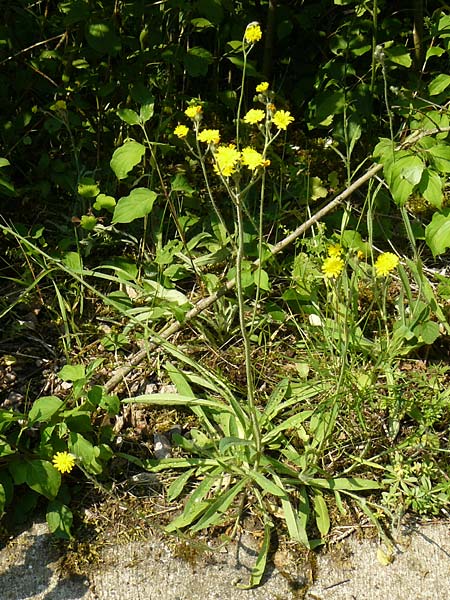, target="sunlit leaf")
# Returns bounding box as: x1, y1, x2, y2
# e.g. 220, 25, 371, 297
425, 209, 450, 256
112, 188, 157, 223
110, 141, 145, 180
